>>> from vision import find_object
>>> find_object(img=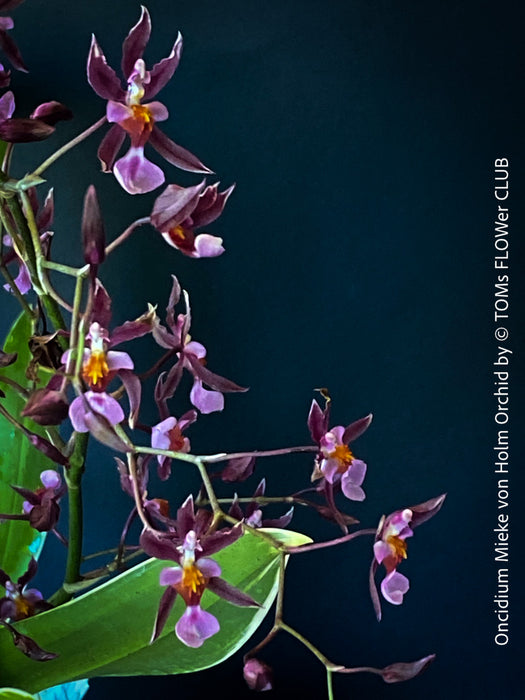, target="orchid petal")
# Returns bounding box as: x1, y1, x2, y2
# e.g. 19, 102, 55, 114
97, 124, 126, 172
144, 32, 183, 99
192, 233, 224, 258
381, 570, 410, 605
175, 605, 220, 648
121, 6, 152, 78
114, 146, 165, 195
87, 35, 126, 102
149, 125, 212, 173
190, 378, 224, 414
